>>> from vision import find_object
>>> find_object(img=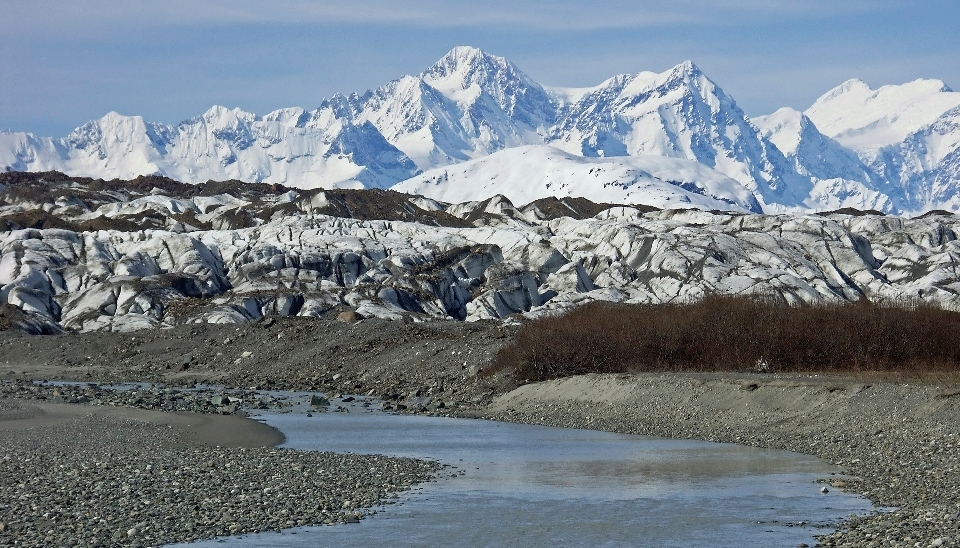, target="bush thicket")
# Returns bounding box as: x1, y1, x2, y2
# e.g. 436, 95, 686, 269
489, 295, 960, 382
